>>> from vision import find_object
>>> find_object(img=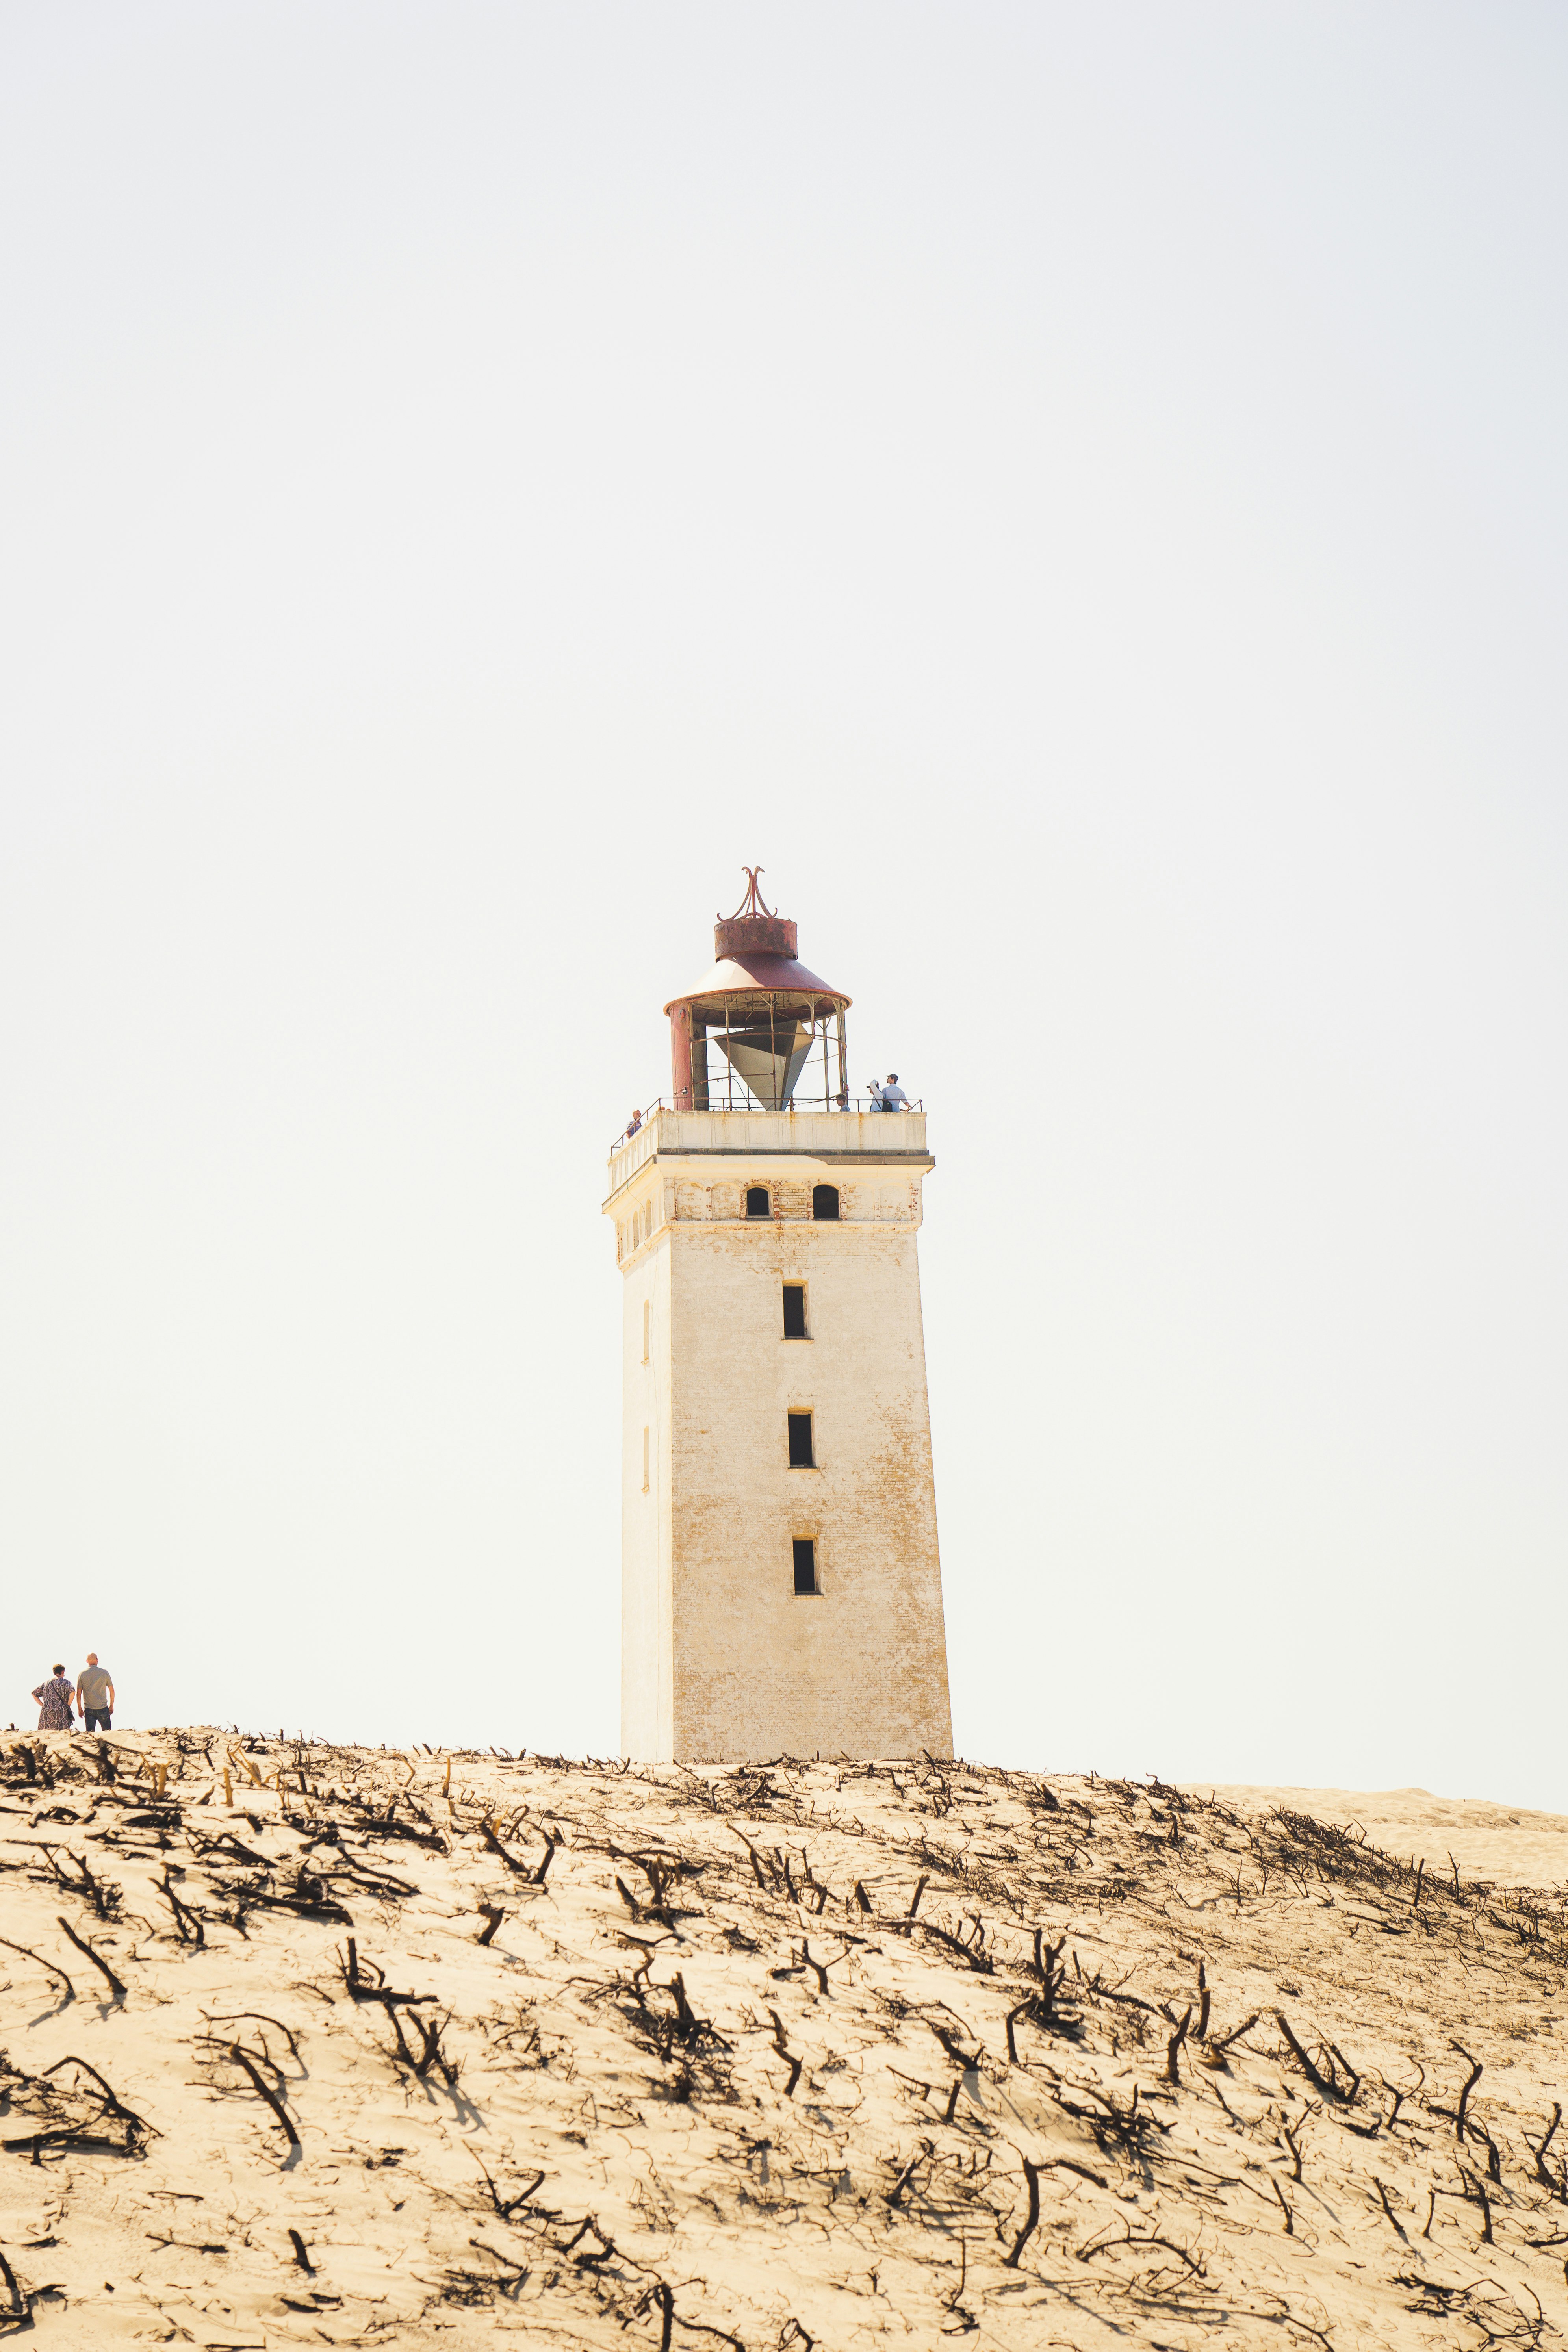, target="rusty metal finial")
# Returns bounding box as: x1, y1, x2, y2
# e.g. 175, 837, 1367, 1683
722, 867, 774, 921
